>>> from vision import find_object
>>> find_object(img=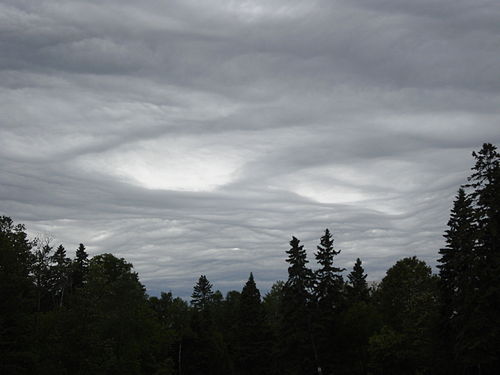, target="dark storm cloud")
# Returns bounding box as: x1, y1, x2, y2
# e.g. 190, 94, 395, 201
1, 0, 499, 296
